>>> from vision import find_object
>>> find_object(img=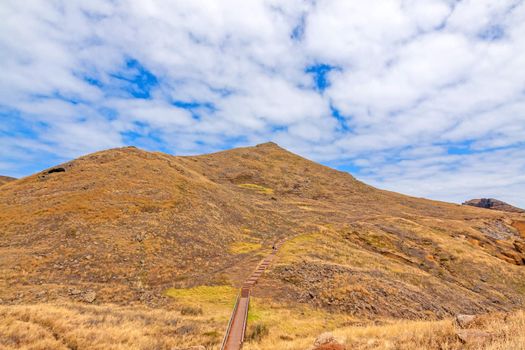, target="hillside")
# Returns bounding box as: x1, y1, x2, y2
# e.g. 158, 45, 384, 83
463, 198, 525, 213
0, 175, 16, 186
1, 143, 525, 349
